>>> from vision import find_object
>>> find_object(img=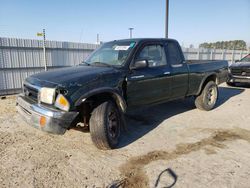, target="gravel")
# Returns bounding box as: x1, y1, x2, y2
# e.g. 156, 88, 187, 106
1, 84, 250, 188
